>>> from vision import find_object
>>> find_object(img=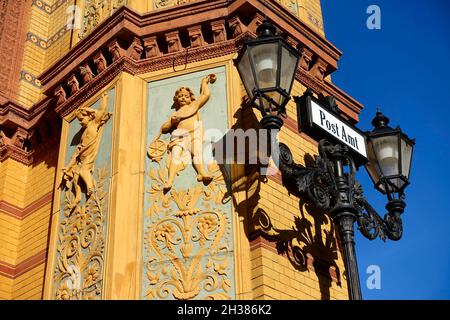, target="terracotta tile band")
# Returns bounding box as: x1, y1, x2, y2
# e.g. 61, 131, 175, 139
0, 249, 47, 279
0, 191, 53, 220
